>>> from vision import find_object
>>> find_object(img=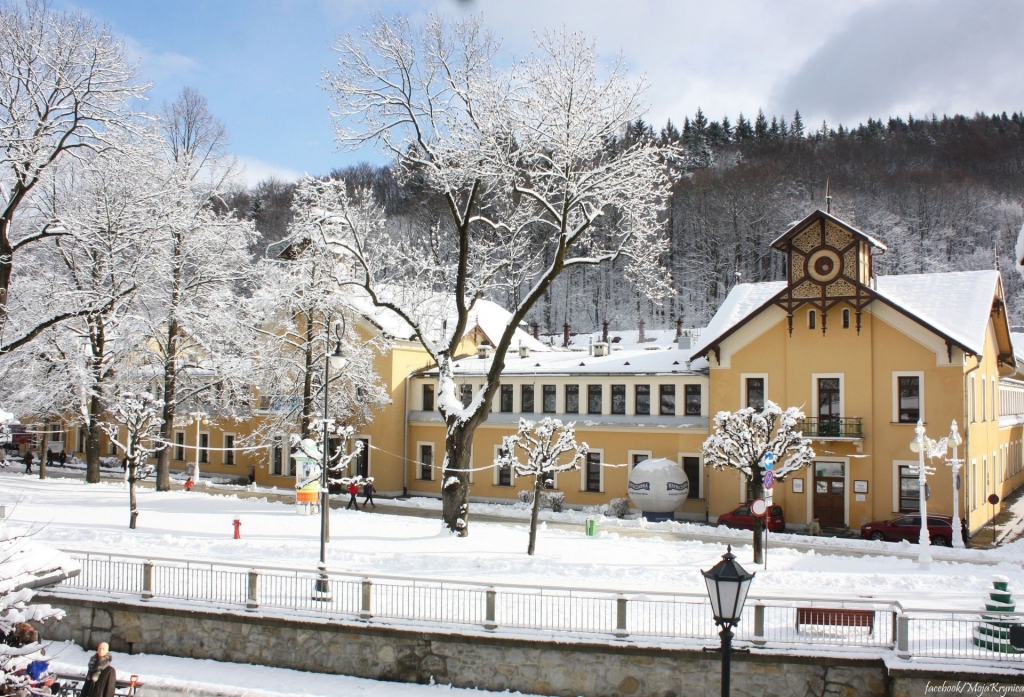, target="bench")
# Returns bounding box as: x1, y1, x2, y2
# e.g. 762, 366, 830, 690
795, 608, 875, 633
54, 673, 142, 697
